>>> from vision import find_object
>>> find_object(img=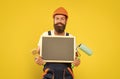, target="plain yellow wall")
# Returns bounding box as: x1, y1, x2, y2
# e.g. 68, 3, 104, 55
0, 0, 120, 79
